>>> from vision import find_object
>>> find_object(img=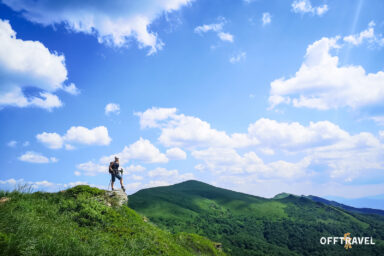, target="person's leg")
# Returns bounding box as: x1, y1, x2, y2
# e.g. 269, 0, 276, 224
116, 173, 125, 191
111, 174, 116, 190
